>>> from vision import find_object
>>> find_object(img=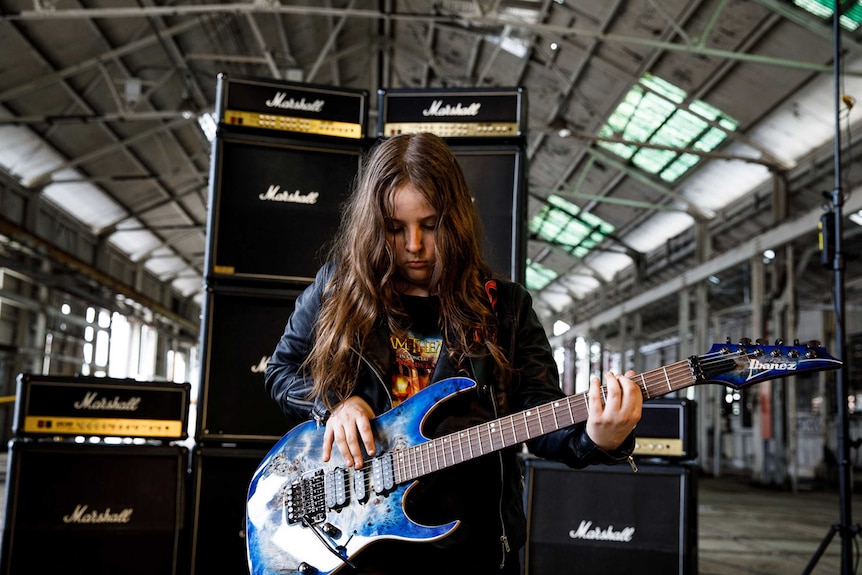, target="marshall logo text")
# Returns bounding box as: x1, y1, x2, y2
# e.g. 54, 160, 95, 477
422, 100, 482, 117
73, 392, 141, 411
259, 185, 319, 205
265, 92, 325, 113
63, 504, 133, 524
251, 355, 270, 374
569, 520, 635, 542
